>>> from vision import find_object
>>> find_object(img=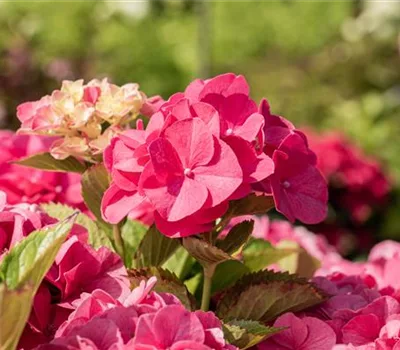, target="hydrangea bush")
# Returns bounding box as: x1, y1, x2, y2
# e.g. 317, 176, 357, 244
0, 73, 394, 350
